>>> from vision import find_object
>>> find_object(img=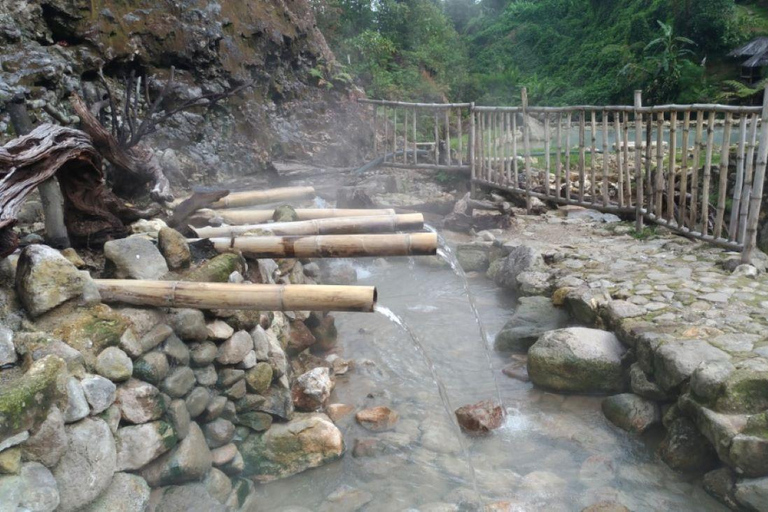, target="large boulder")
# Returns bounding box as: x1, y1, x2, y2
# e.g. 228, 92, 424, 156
116, 421, 178, 471
81, 472, 151, 512
734, 476, 768, 511
15, 245, 86, 317
492, 245, 544, 290
239, 413, 343, 482
527, 328, 628, 394
659, 417, 719, 473
653, 339, 729, 392
140, 422, 212, 487
53, 418, 117, 512
494, 297, 570, 352
0, 461, 60, 512
104, 237, 169, 280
